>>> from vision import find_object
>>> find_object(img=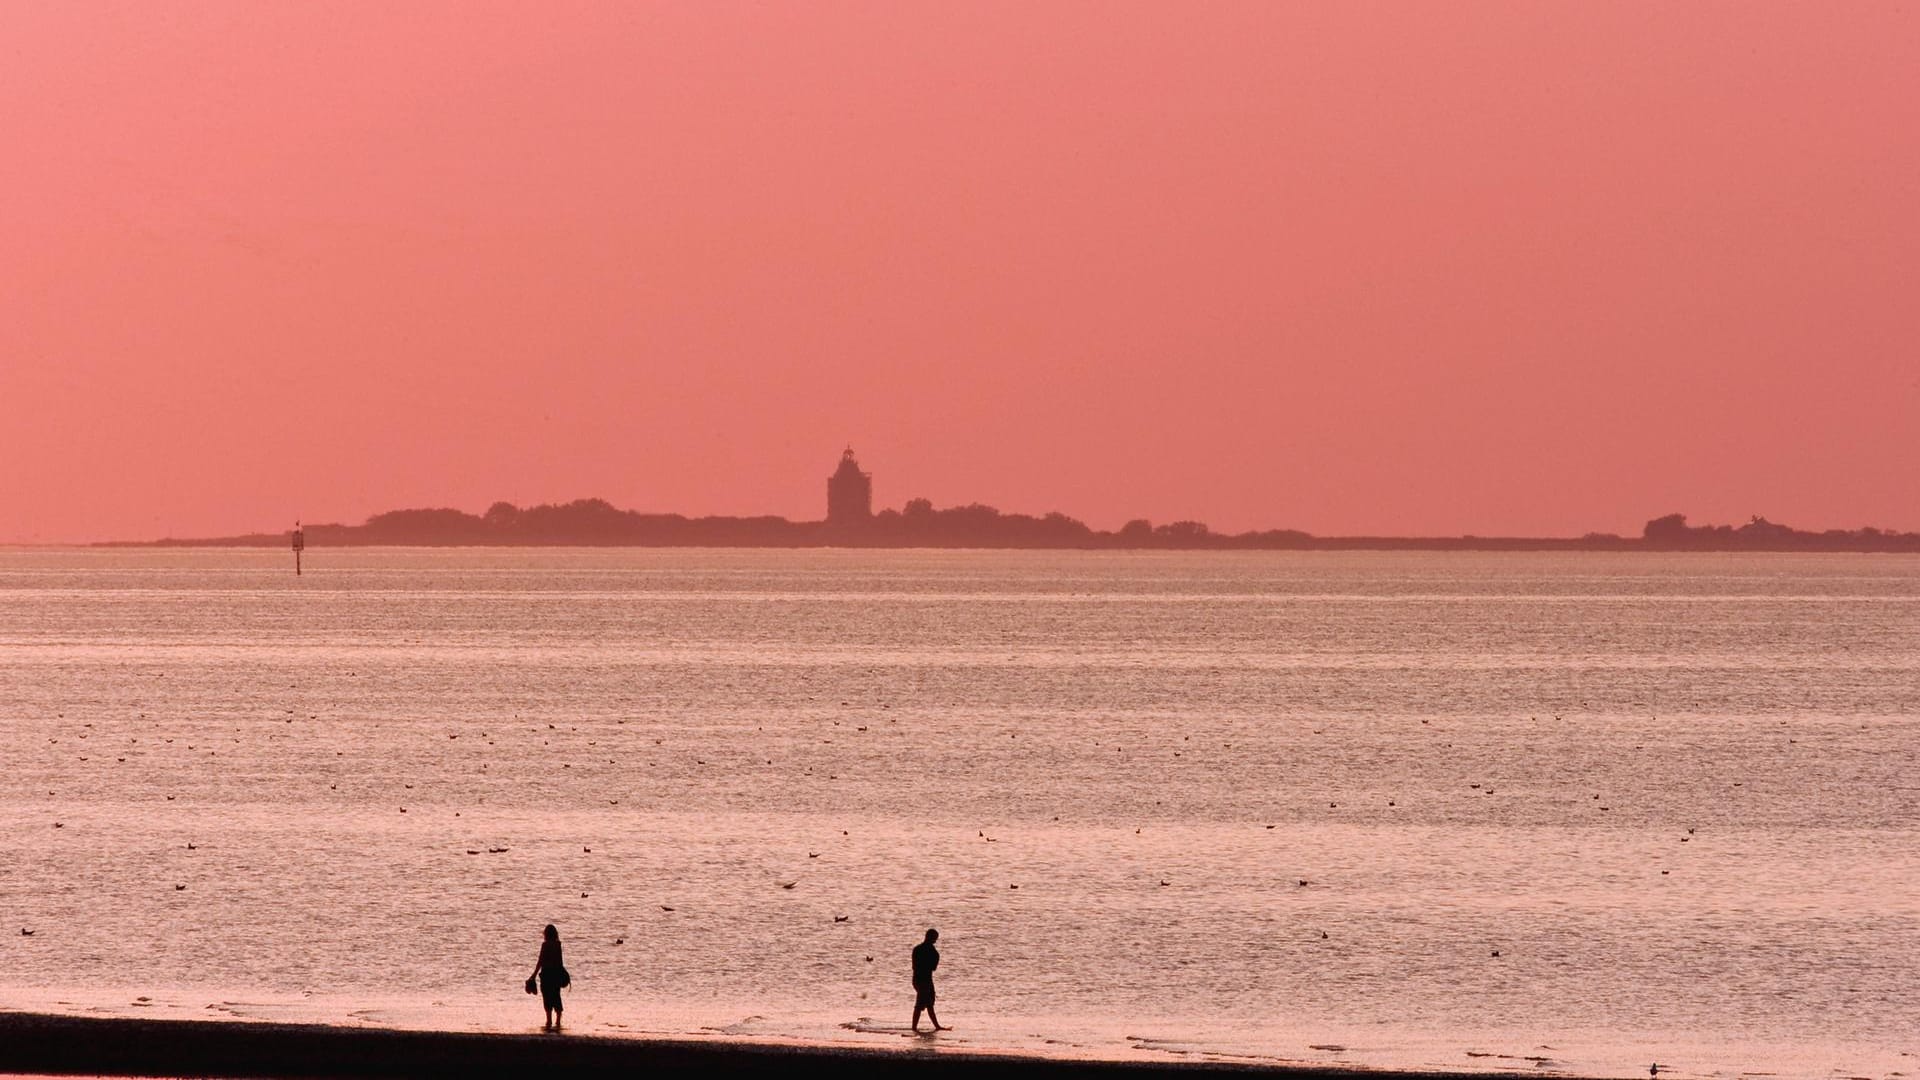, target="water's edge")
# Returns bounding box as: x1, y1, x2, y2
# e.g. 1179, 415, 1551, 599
0, 1009, 1590, 1079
